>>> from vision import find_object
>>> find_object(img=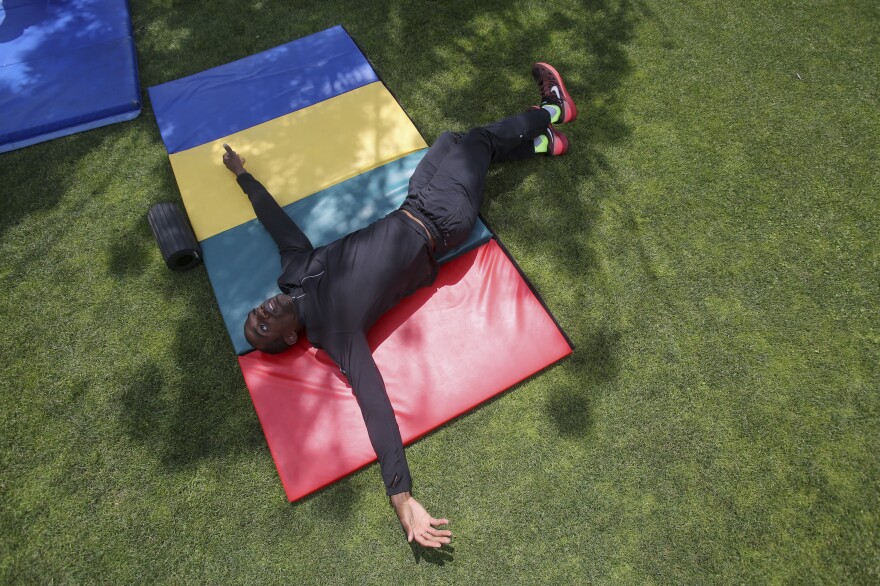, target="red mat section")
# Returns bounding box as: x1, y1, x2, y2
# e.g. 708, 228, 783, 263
239, 240, 572, 501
